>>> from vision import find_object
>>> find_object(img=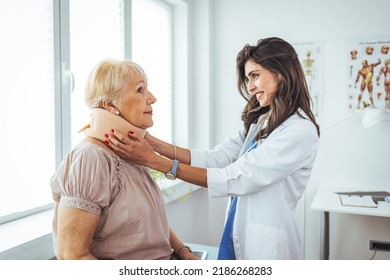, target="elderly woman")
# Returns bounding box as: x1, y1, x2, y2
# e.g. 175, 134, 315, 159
50, 60, 195, 260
